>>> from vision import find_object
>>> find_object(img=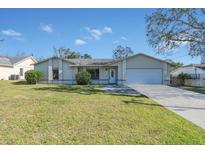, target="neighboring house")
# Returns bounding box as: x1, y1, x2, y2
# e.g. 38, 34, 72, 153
171, 64, 205, 86
0, 56, 37, 80
34, 53, 171, 85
